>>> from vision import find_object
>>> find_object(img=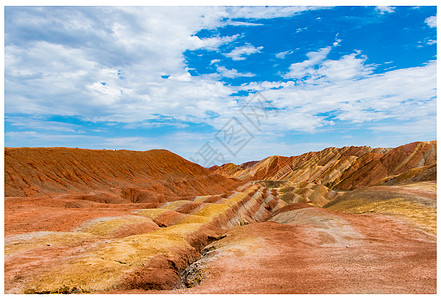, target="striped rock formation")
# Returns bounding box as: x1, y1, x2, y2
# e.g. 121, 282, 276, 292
212, 141, 436, 206
4, 141, 436, 294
